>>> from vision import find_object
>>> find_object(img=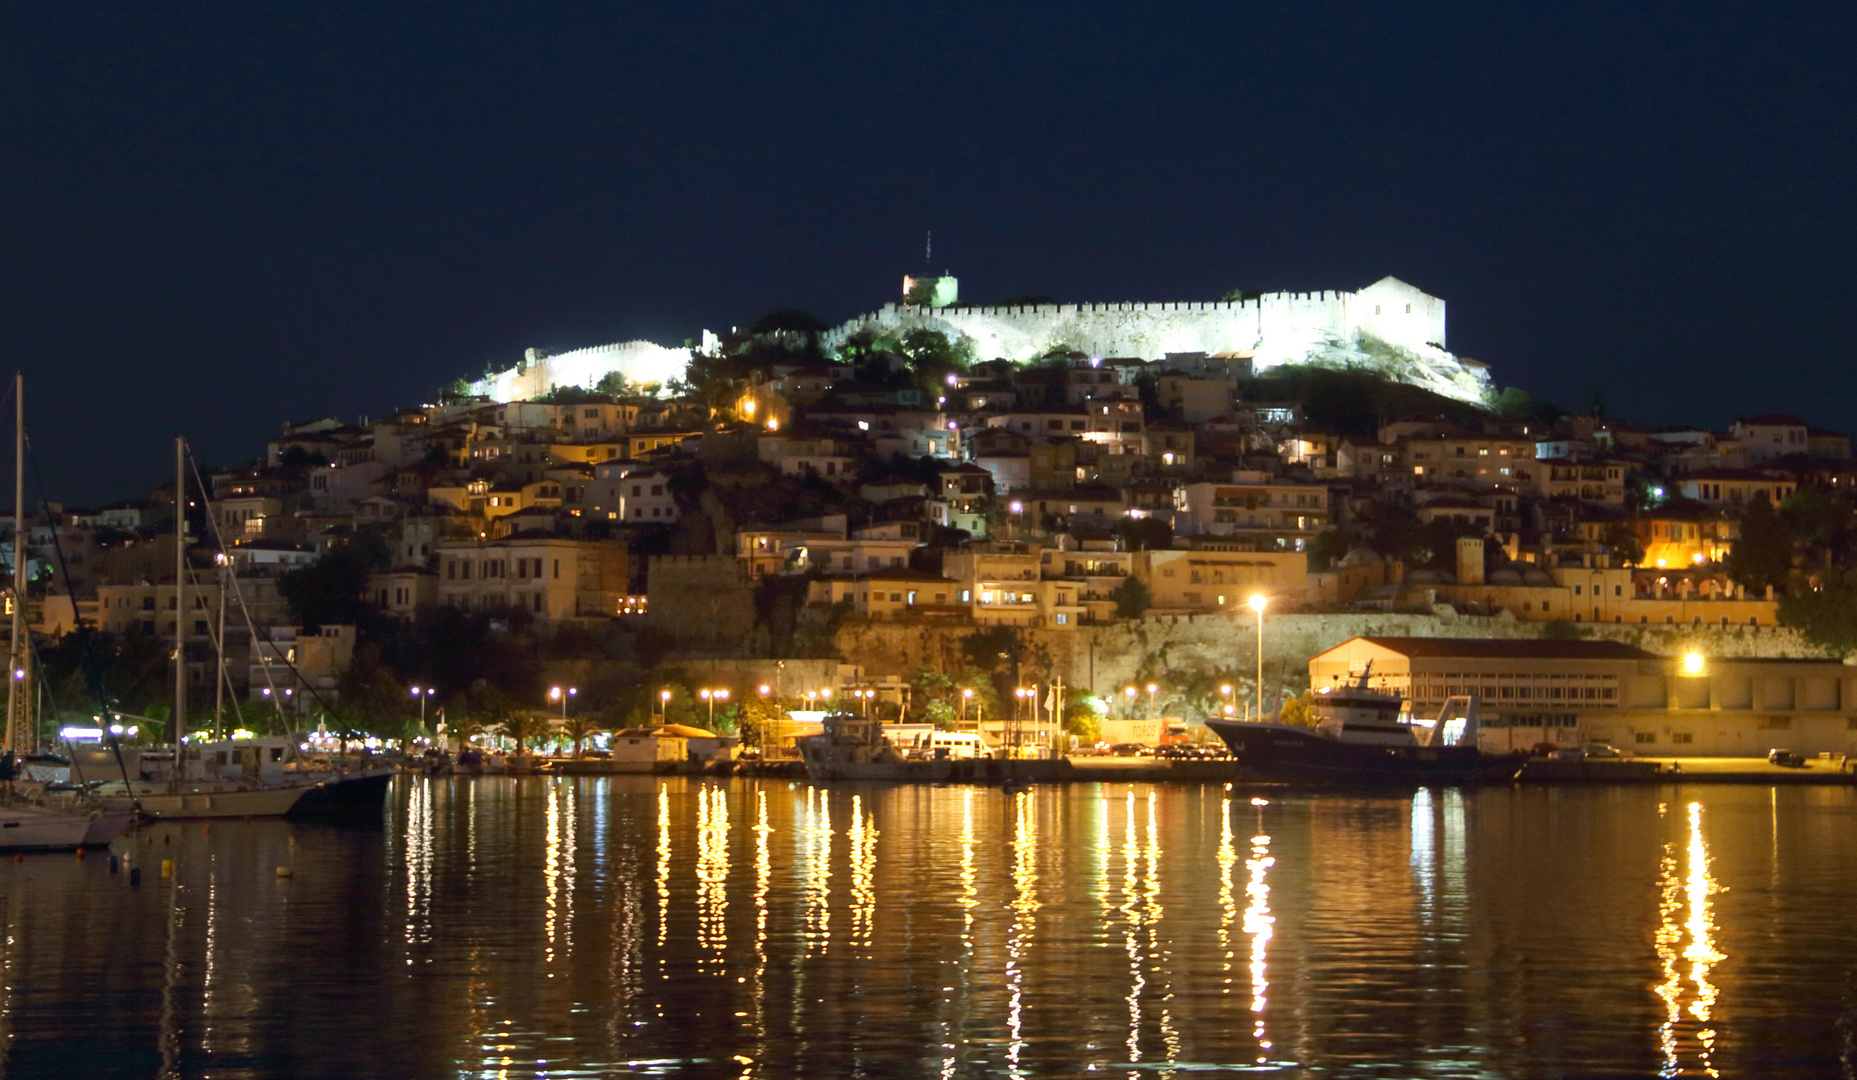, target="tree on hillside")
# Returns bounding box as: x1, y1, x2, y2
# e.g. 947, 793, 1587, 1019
1779, 571, 1857, 655
1726, 493, 1793, 593
1111, 576, 1151, 619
